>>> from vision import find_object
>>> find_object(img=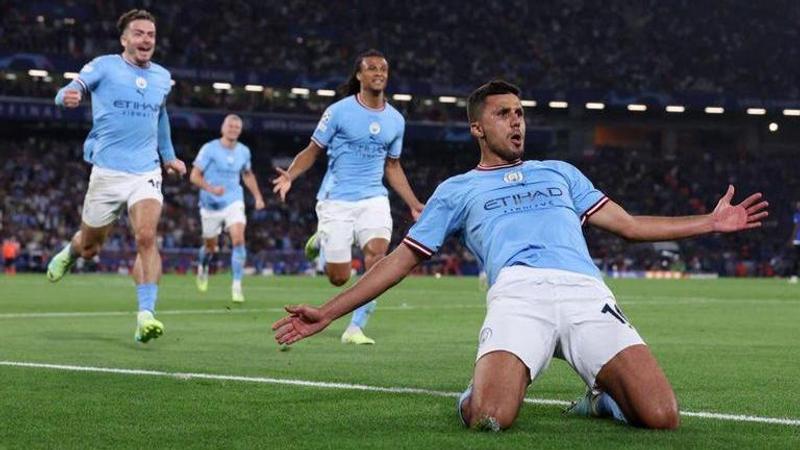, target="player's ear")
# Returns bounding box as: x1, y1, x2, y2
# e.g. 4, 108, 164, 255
470, 121, 484, 140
